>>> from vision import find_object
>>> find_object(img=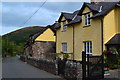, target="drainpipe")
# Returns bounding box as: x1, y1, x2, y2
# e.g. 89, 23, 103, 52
101, 17, 104, 79
73, 25, 75, 60
55, 31, 57, 53
101, 17, 104, 53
